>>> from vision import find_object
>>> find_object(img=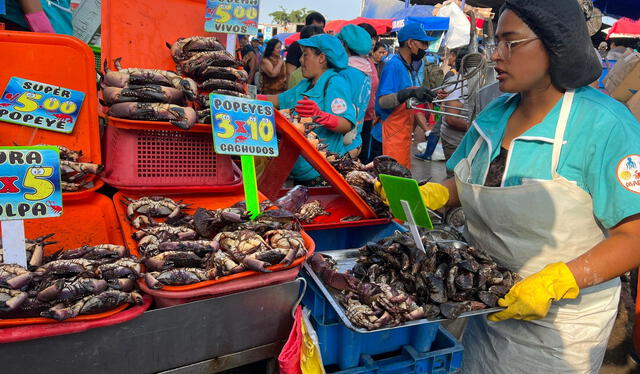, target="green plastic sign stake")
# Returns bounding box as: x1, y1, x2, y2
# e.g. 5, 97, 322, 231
241, 155, 260, 219
378, 174, 434, 253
